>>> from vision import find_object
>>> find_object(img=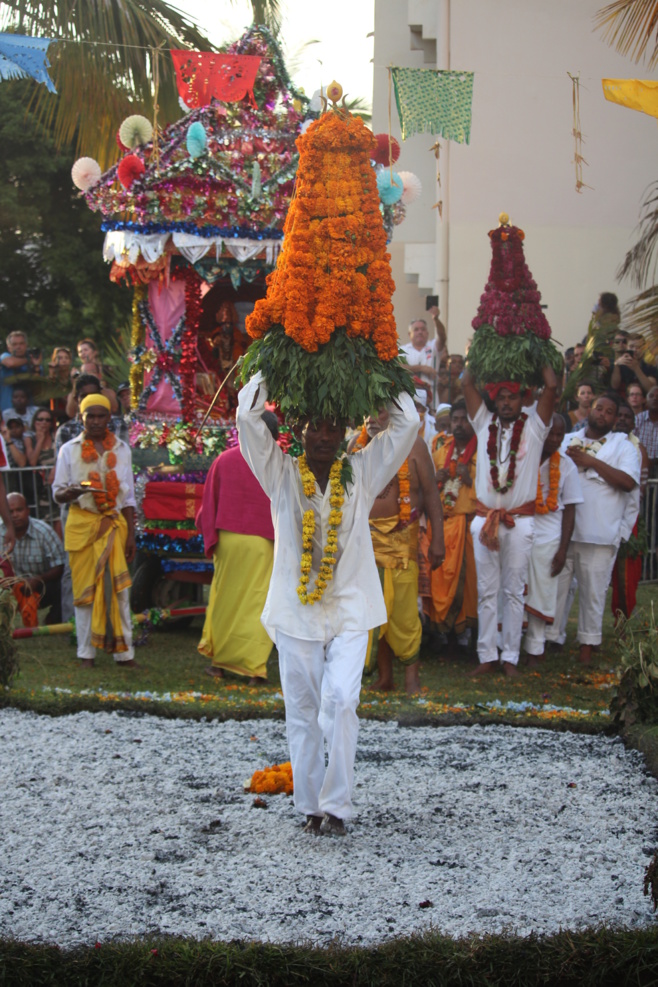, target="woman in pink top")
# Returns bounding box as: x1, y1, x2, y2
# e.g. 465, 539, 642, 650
196, 413, 278, 683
